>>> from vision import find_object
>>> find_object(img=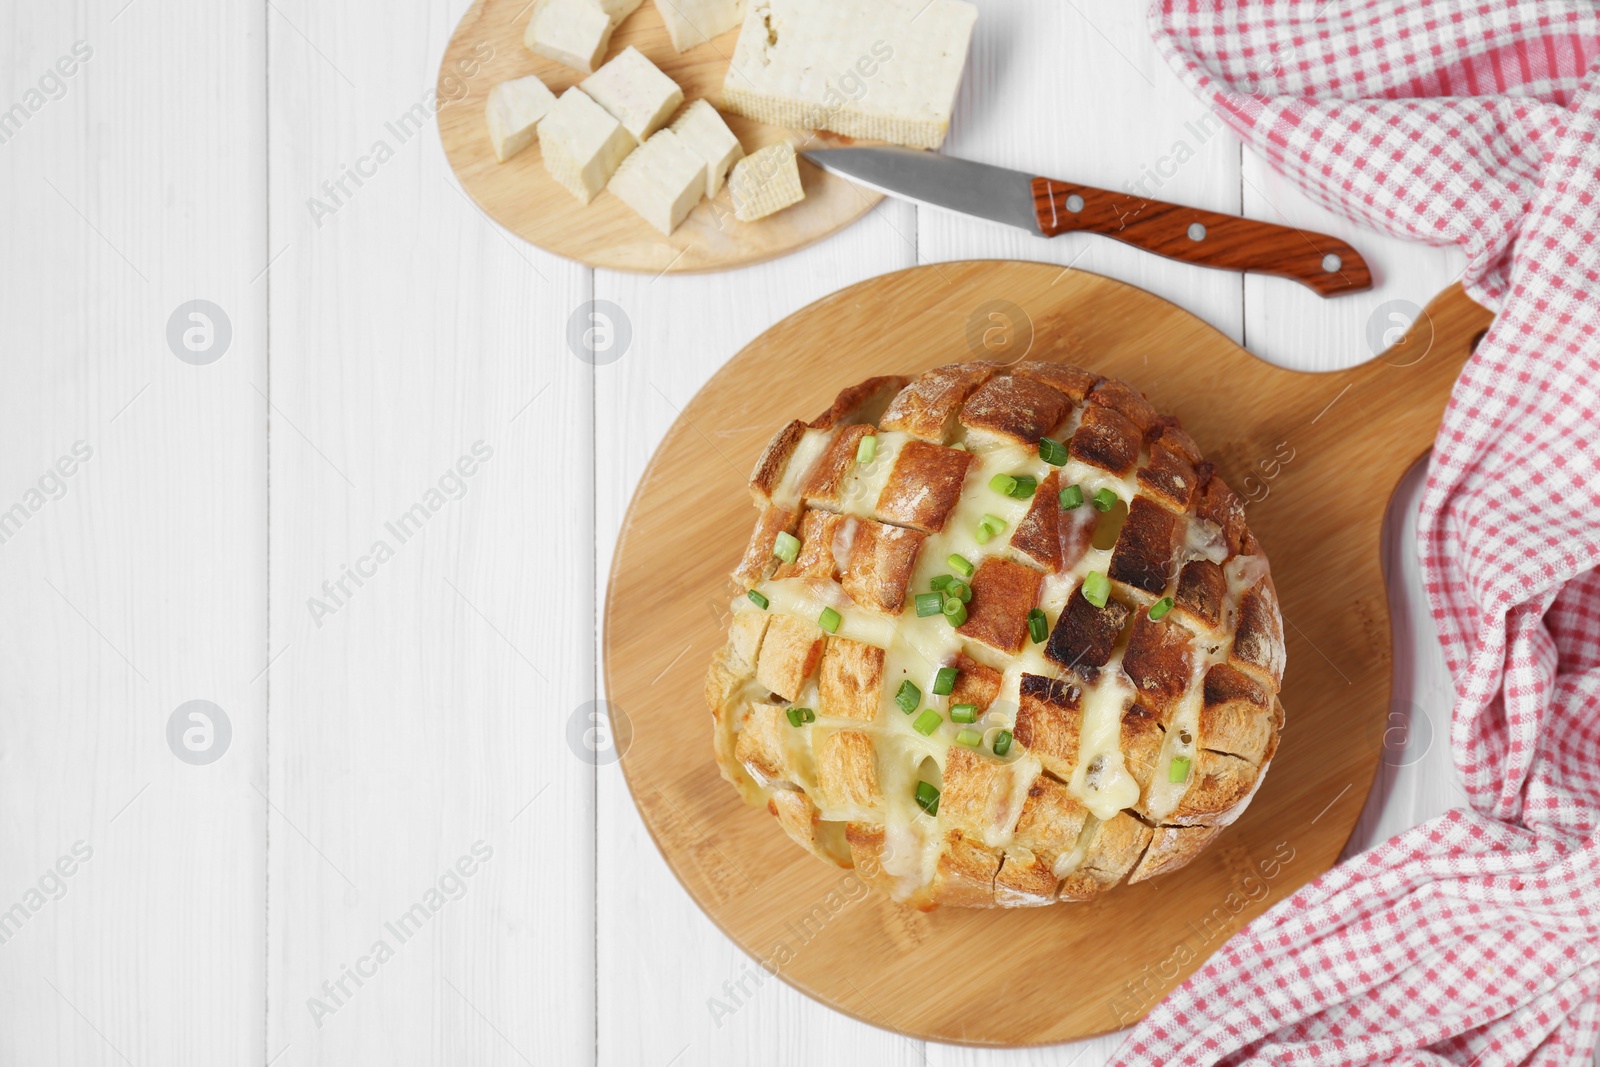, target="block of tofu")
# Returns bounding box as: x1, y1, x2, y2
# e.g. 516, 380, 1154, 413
651, 0, 746, 52
538, 88, 636, 204
608, 129, 705, 235
722, 0, 978, 149
524, 0, 614, 73
581, 46, 684, 145
728, 141, 804, 222
670, 99, 743, 197
592, 0, 643, 24
485, 75, 558, 163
